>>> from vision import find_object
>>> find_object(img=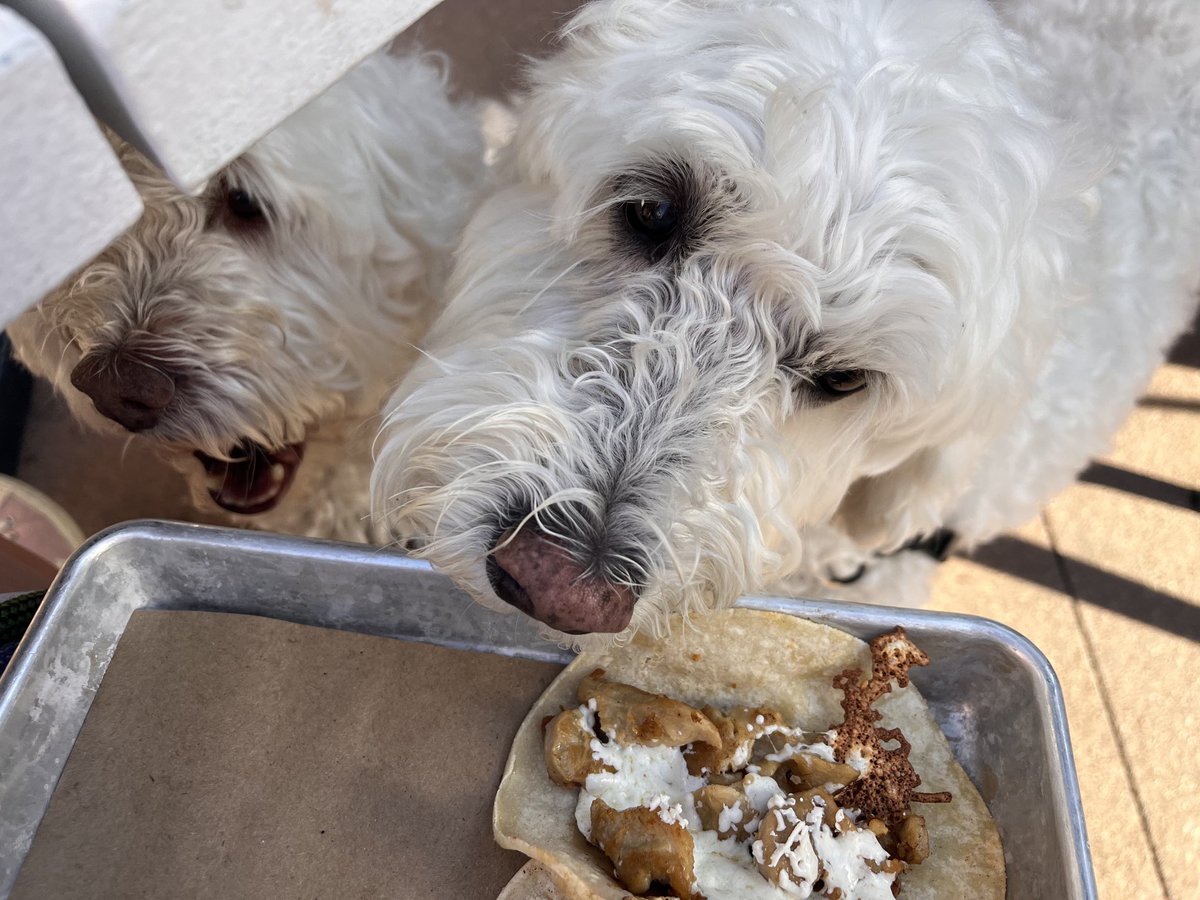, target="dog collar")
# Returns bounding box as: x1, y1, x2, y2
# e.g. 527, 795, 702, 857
828, 527, 958, 586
